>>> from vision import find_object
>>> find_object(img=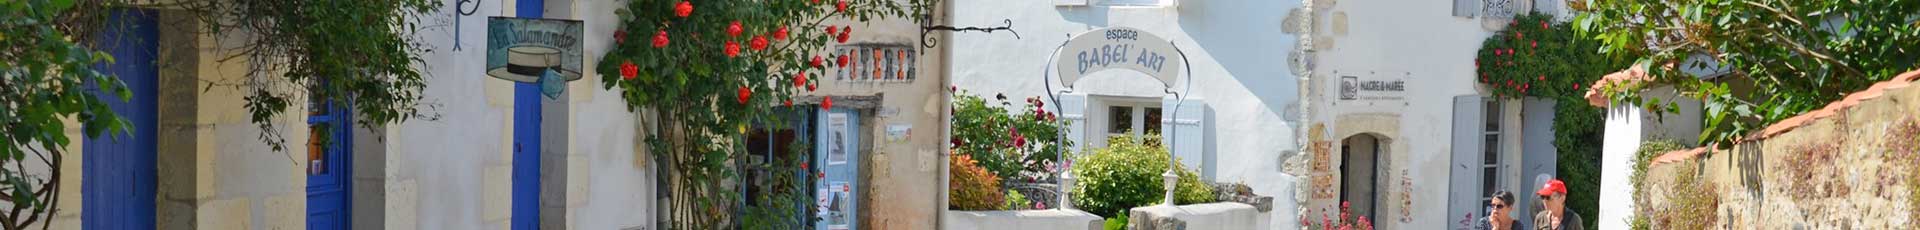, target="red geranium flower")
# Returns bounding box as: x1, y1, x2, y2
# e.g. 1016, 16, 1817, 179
749, 35, 769, 51
724, 40, 741, 57
794, 72, 808, 88
727, 21, 743, 37
651, 30, 670, 48
620, 61, 638, 80
737, 86, 752, 104
674, 1, 693, 18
